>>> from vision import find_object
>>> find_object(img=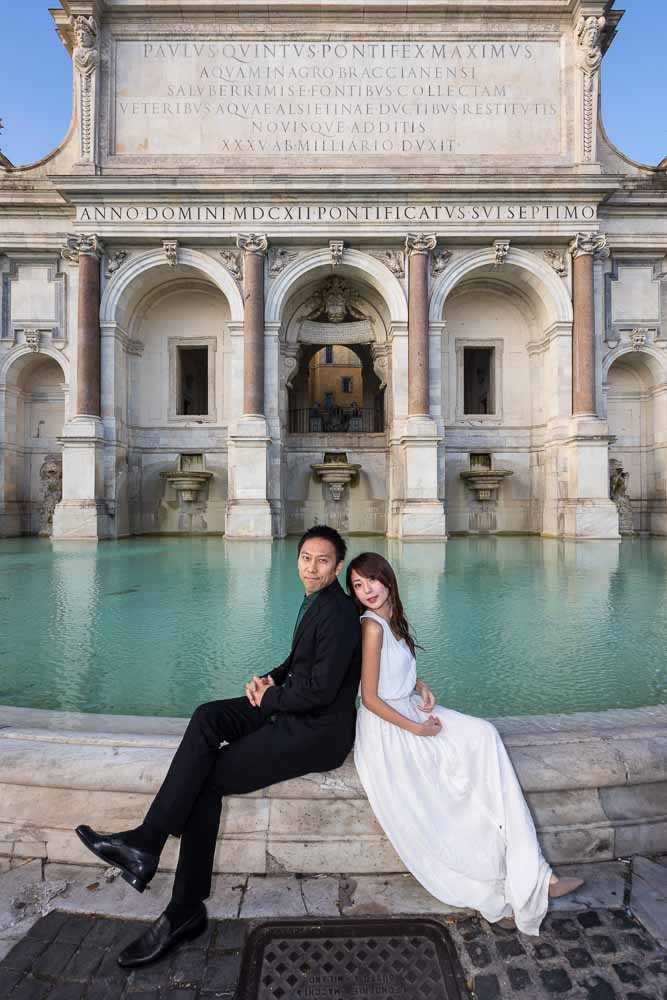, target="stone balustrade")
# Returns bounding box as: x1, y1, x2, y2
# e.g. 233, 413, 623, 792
1, 705, 666, 874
